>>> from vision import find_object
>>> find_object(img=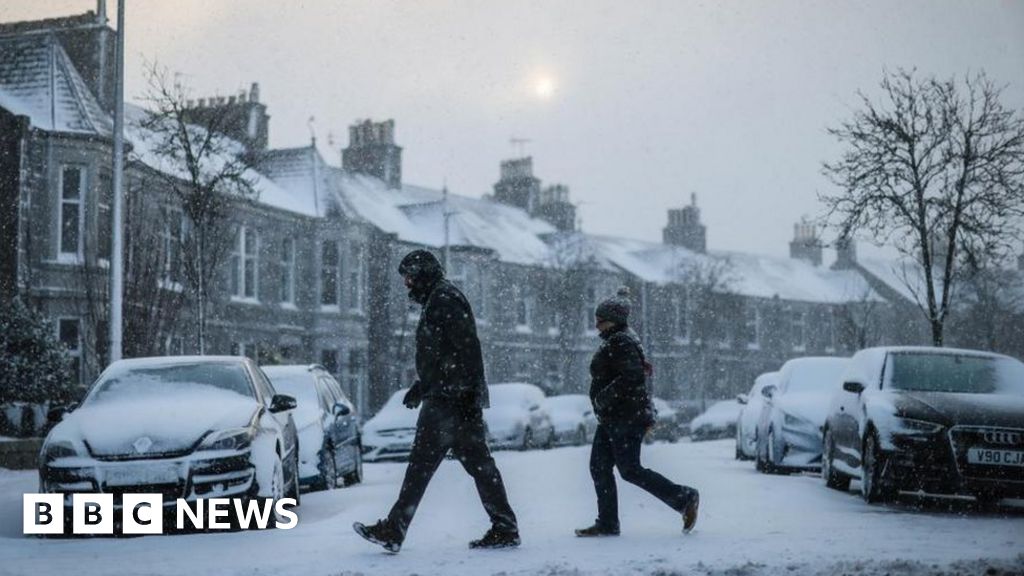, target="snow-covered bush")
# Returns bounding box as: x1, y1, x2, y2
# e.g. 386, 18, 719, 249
0, 299, 73, 406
